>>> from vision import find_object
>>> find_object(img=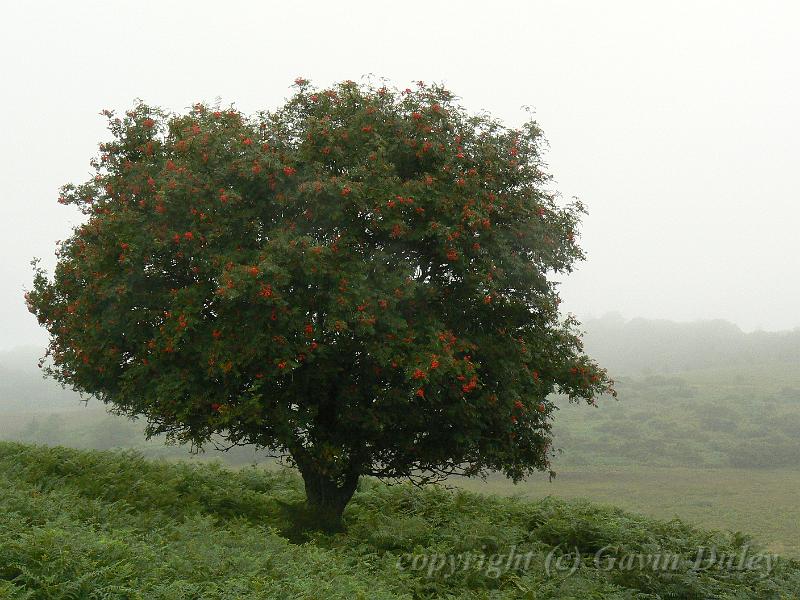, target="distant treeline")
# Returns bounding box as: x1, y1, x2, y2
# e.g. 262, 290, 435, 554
582, 313, 800, 376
